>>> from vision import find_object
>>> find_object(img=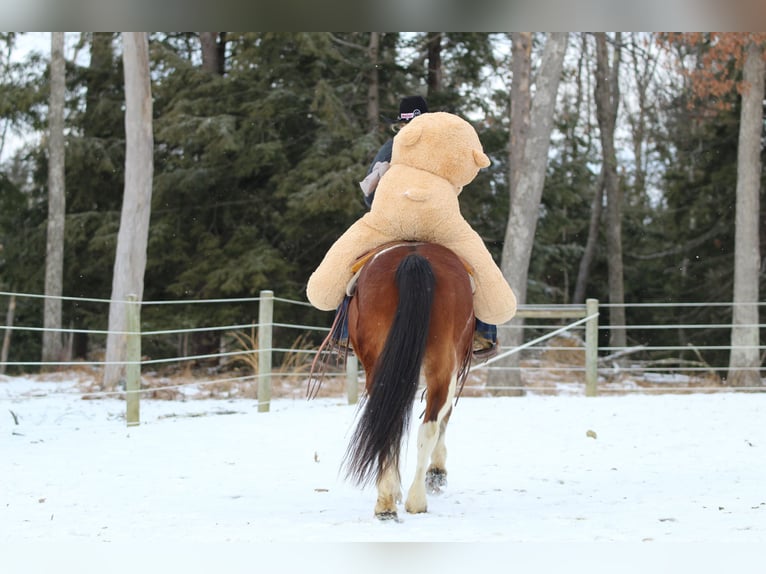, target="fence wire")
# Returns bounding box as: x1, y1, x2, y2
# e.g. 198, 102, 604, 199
1, 290, 764, 406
